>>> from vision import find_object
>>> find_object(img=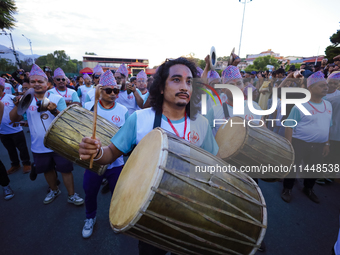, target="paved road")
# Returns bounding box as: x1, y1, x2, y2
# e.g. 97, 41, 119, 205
1, 127, 339, 255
